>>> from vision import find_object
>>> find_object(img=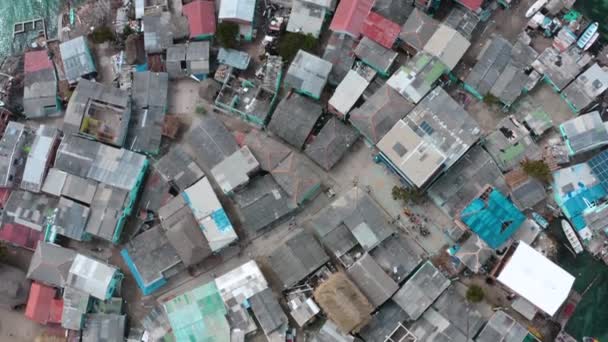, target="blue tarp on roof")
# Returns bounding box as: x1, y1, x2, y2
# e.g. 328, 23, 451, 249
460, 189, 525, 249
